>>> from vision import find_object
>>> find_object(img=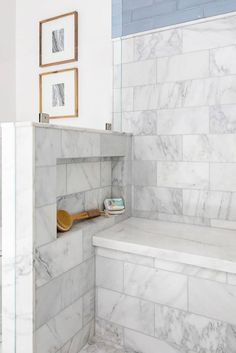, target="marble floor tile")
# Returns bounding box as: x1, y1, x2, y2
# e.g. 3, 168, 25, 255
79, 337, 130, 353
